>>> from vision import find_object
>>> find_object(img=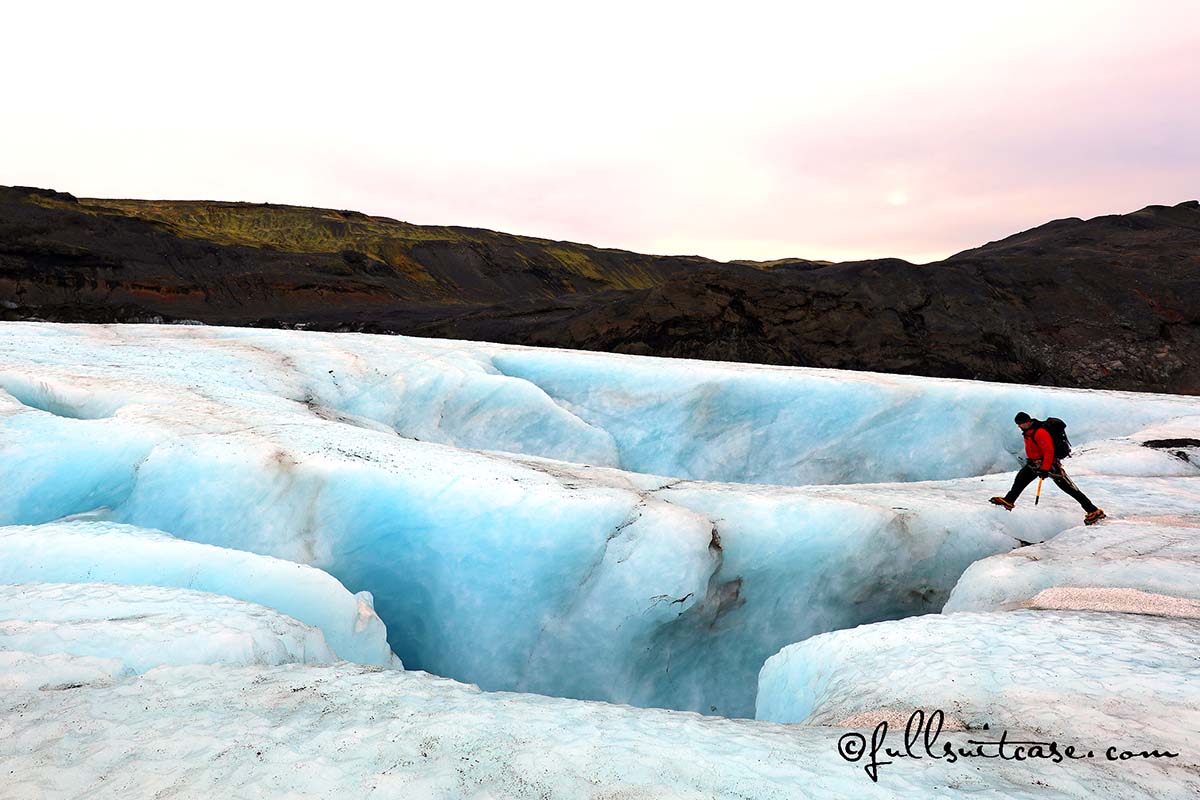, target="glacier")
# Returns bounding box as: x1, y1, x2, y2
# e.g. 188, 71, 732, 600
757, 609, 1200, 736
3, 323, 1199, 717
756, 609, 1200, 796
944, 518, 1200, 612
3, 321, 1200, 797
756, 509, 1200, 795
0, 581, 337, 673
0, 519, 399, 667
4, 659, 1196, 800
